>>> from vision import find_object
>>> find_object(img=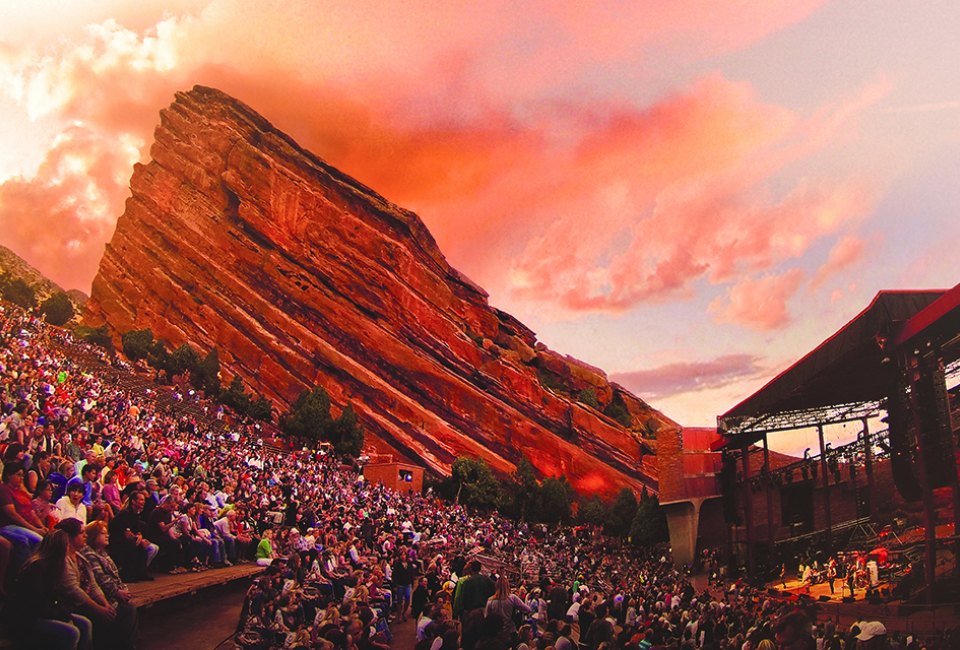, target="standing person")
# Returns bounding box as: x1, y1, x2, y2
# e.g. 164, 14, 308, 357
780, 562, 788, 588
452, 559, 495, 620
826, 559, 837, 595
846, 564, 856, 599
411, 576, 430, 621
393, 550, 415, 622
485, 574, 532, 642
